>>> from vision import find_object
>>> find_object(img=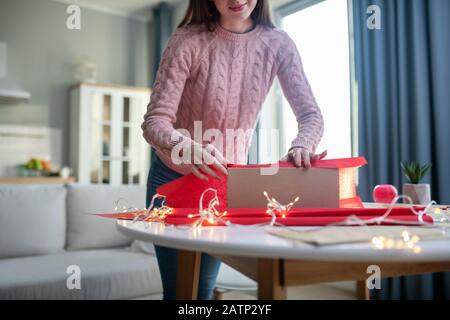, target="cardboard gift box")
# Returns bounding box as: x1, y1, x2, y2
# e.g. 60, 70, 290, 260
156, 157, 367, 209
227, 157, 368, 208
